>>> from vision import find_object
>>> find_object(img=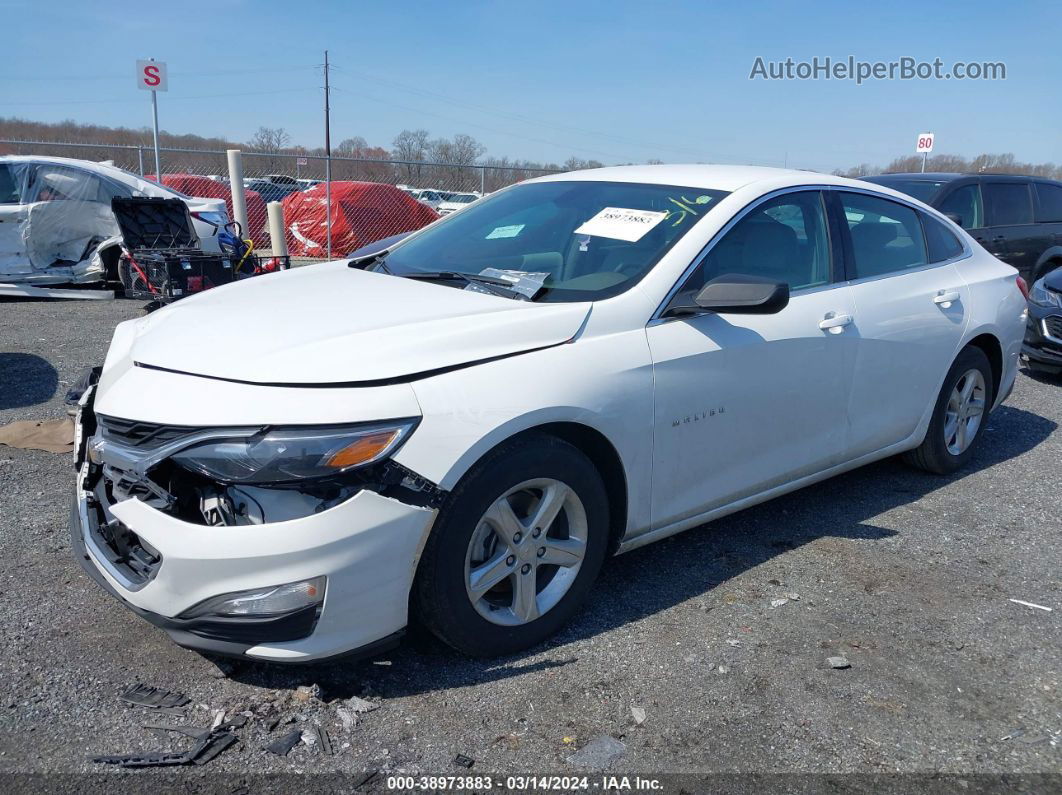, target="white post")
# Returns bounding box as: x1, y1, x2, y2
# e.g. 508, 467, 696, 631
266, 201, 288, 258
150, 89, 162, 180
226, 149, 249, 237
